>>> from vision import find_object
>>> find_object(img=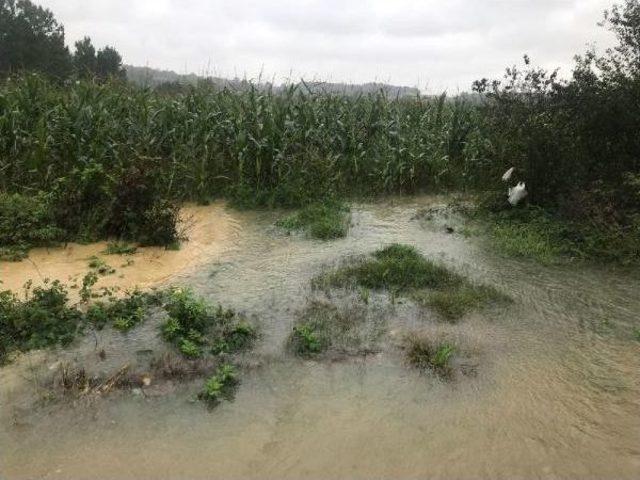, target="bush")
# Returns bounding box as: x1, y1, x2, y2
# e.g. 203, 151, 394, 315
198, 364, 239, 406
161, 288, 256, 357
0, 281, 83, 362
0, 193, 65, 260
